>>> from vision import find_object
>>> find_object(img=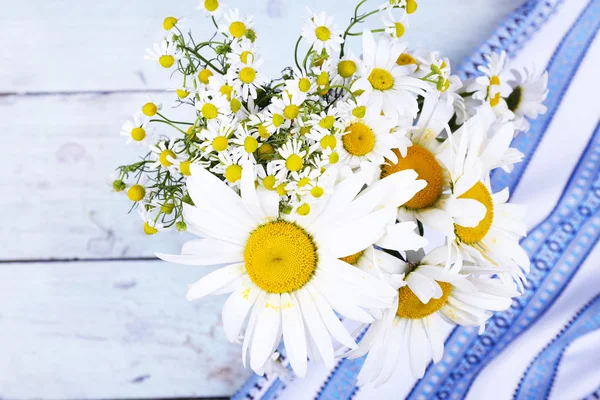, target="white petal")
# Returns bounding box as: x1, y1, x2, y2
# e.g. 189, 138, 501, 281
186, 263, 245, 300
424, 313, 444, 363
156, 239, 243, 266
320, 258, 397, 299
281, 293, 308, 377
445, 198, 487, 228
250, 293, 282, 373
377, 222, 429, 252
312, 275, 374, 323
222, 277, 260, 343
240, 164, 268, 222
297, 288, 334, 369
242, 290, 267, 367
408, 319, 431, 379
